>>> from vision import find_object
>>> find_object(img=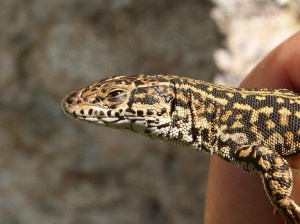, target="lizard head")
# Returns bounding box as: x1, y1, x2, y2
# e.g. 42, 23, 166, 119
61, 74, 175, 138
